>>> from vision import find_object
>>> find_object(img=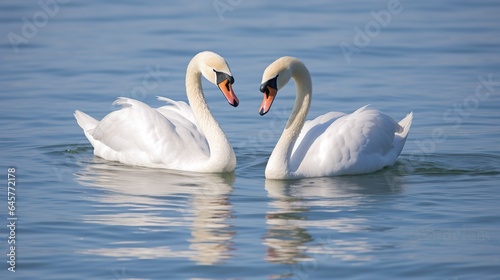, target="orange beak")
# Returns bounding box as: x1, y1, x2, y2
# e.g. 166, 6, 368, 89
259, 86, 277, 116
218, 79, 239, 107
